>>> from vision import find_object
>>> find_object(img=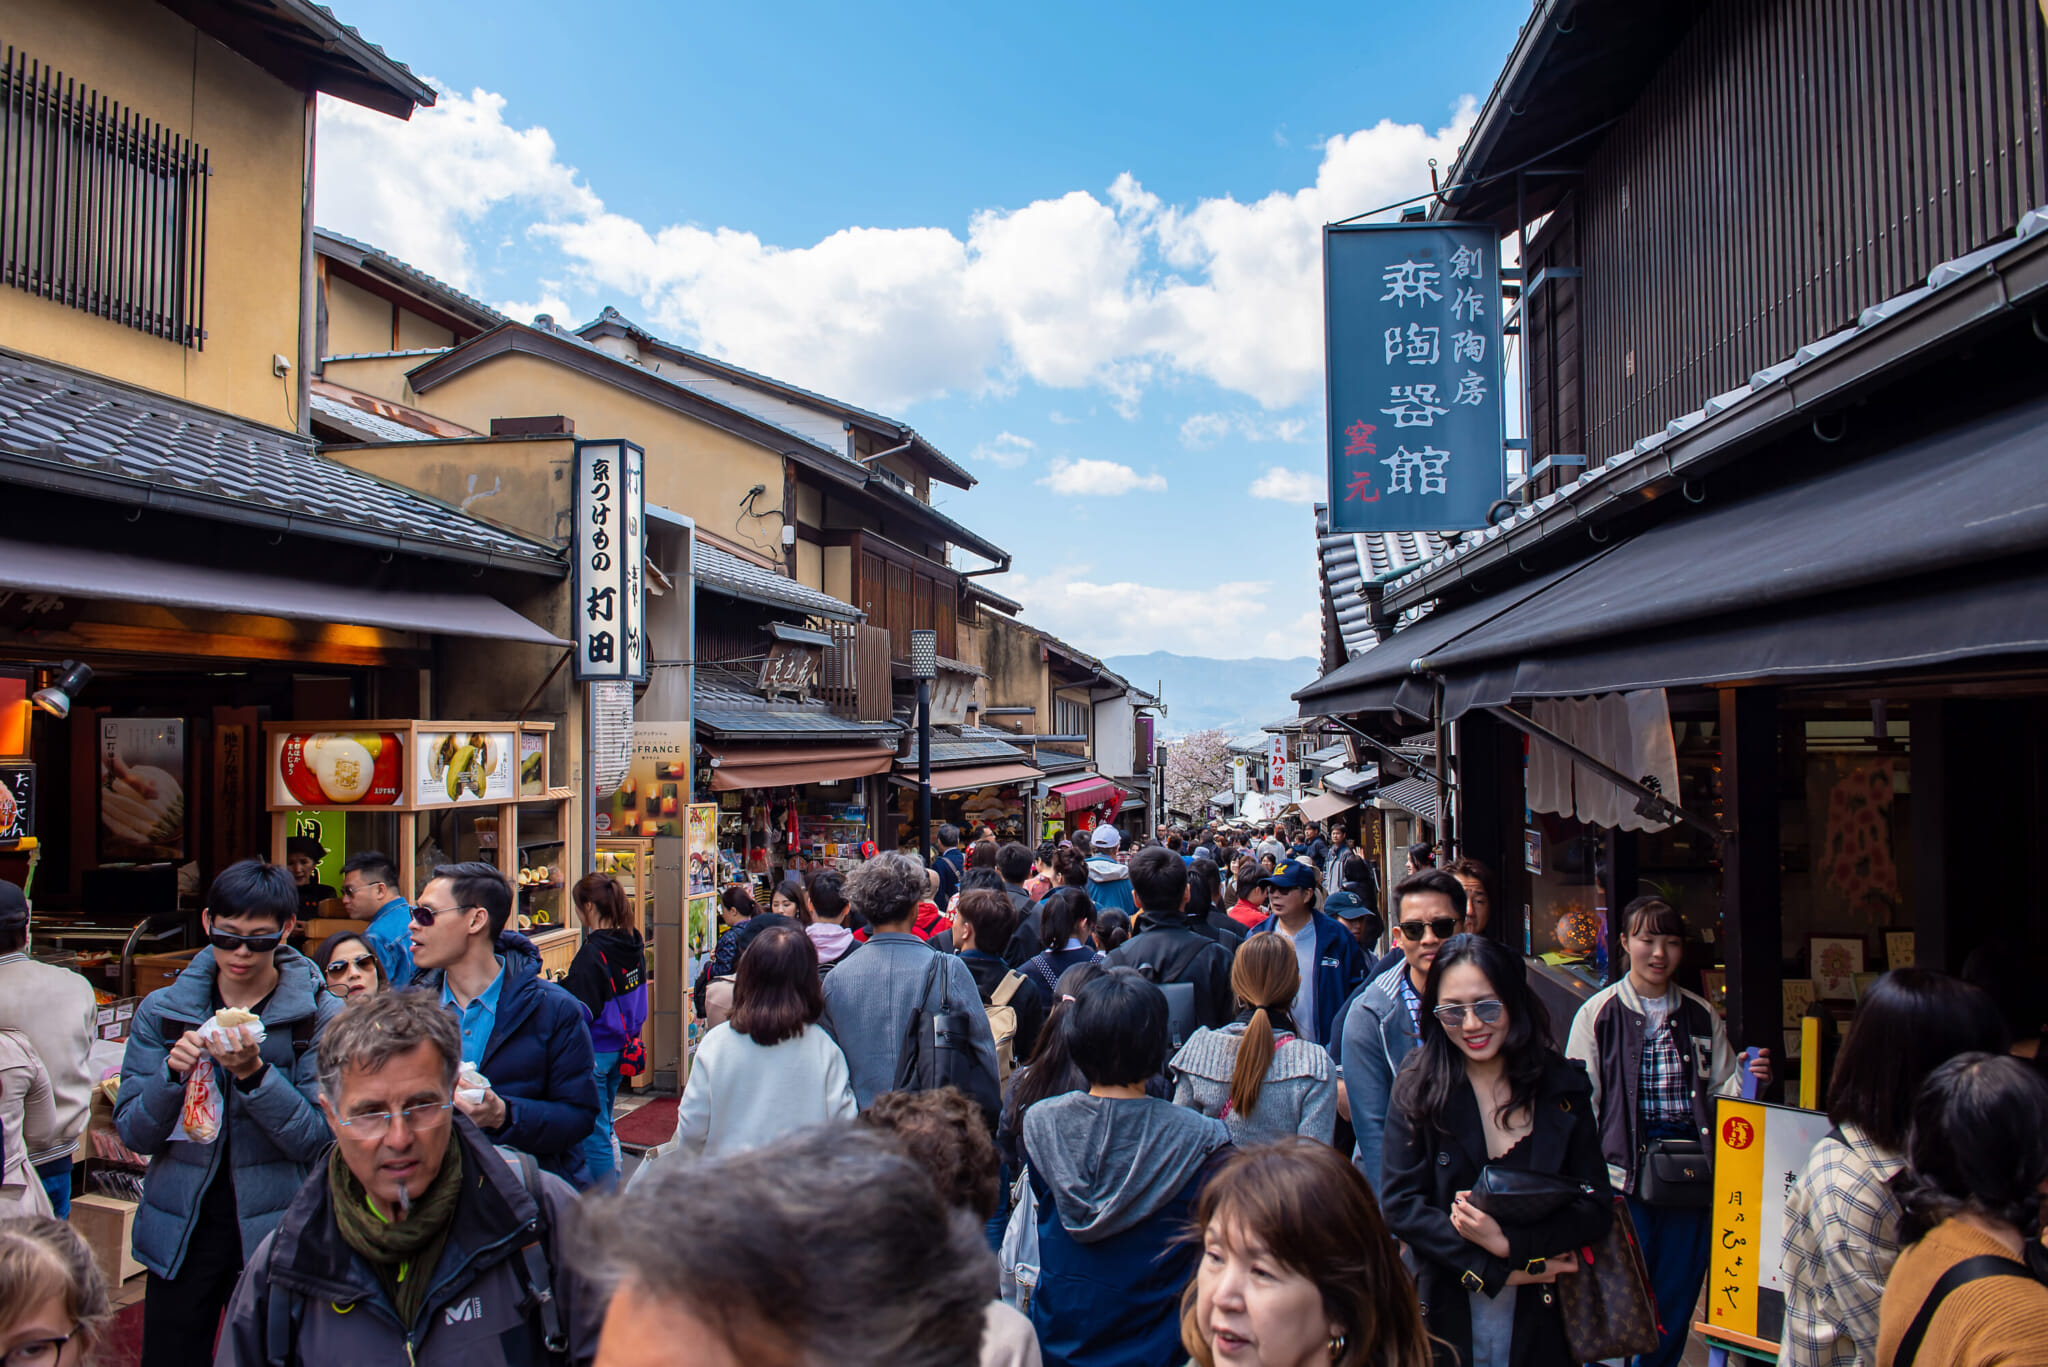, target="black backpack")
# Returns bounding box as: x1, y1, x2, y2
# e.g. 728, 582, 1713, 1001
1135, 935, 1213, 1052
893, 952, 1002, 1133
